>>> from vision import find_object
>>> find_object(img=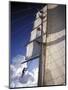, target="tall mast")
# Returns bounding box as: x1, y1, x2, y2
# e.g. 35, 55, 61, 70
38, 7, 47, 86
